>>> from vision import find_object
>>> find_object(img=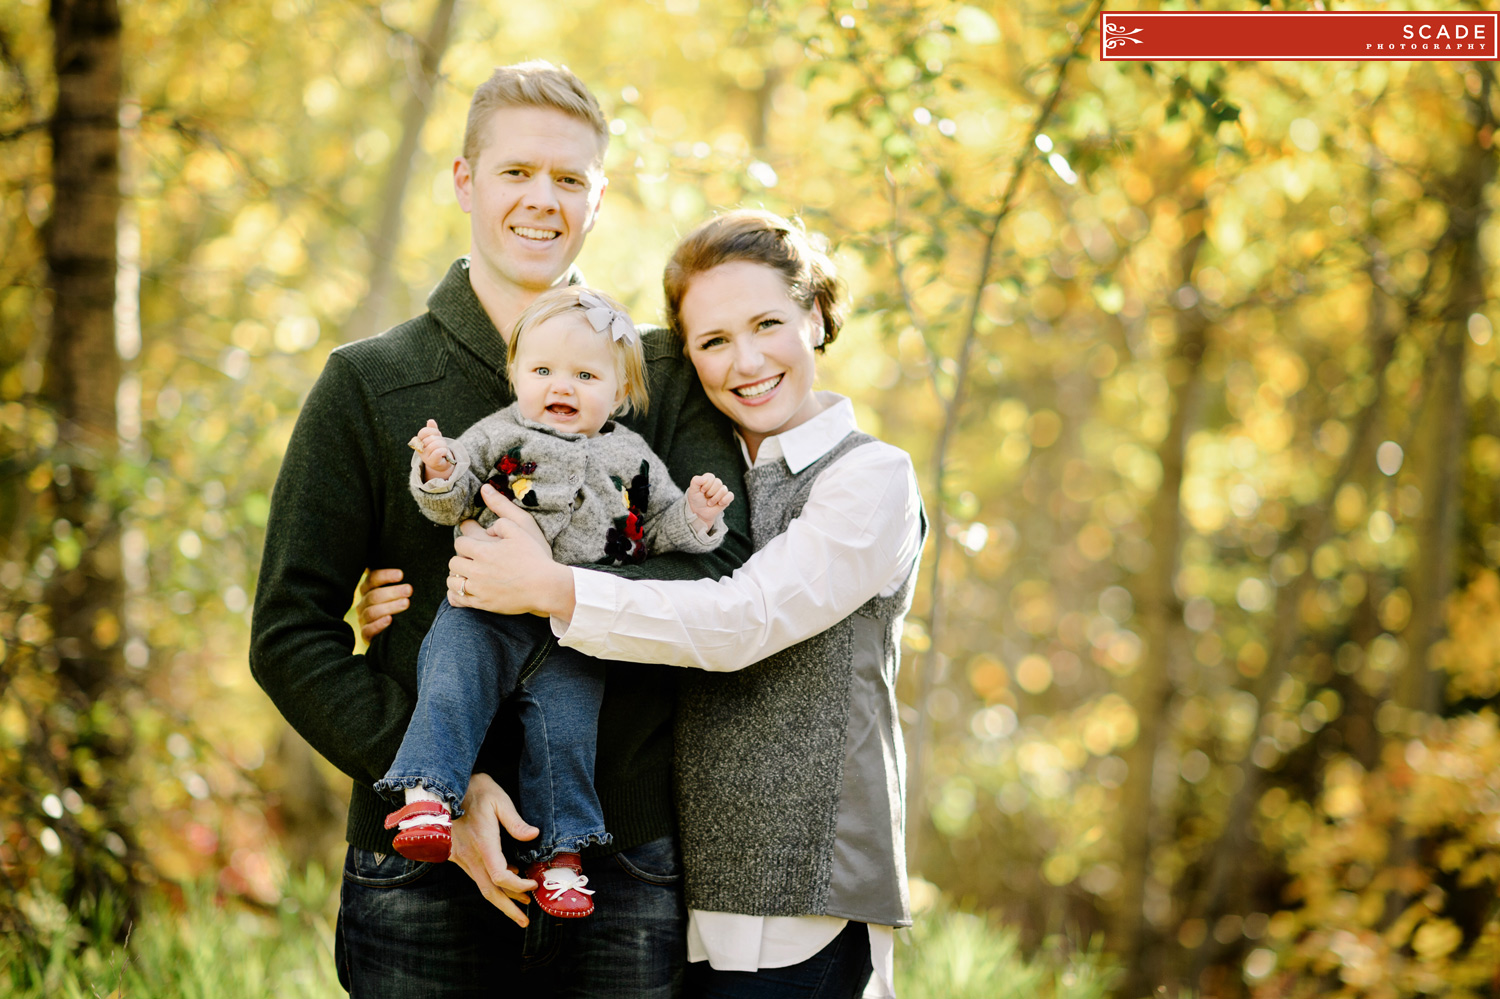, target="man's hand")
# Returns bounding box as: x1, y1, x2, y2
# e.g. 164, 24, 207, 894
686, 472, 734, 531
355, 568, 410, 642
410, 419, 455, 481
449, 773, 539, 927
